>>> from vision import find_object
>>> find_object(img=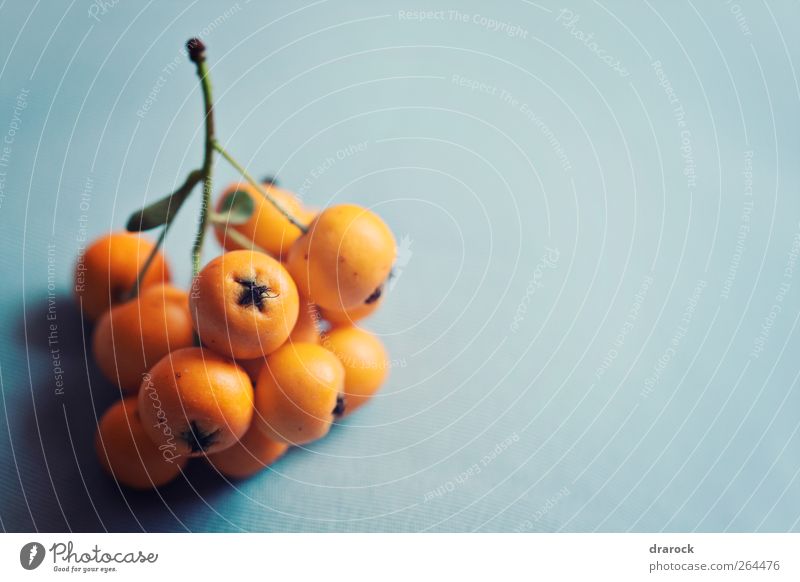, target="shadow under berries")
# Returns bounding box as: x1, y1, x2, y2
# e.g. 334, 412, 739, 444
8, 296, 234, 531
